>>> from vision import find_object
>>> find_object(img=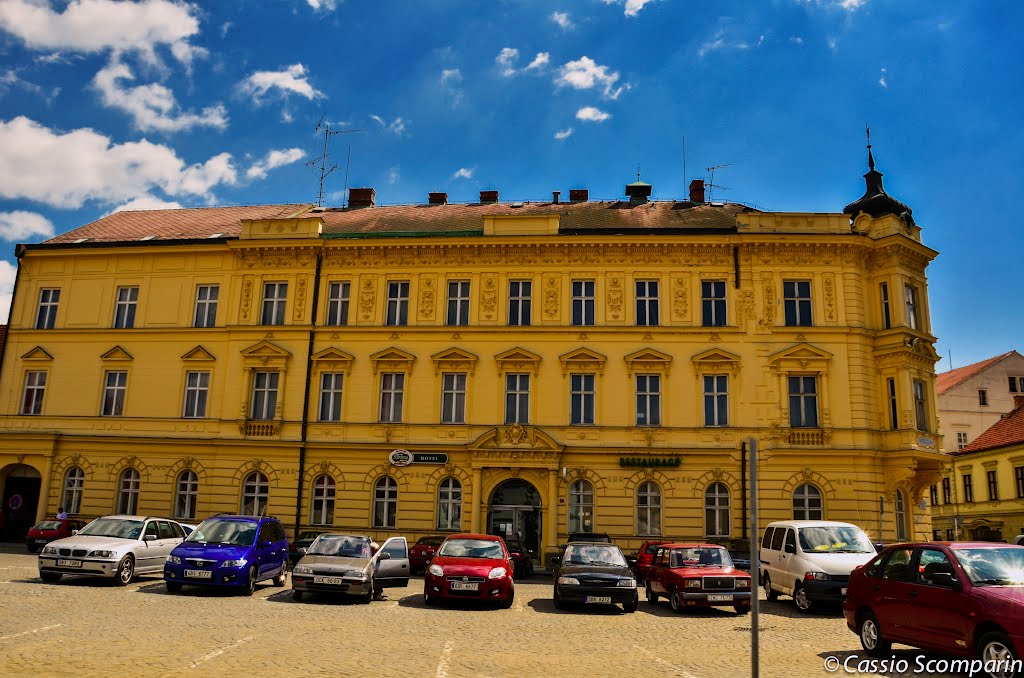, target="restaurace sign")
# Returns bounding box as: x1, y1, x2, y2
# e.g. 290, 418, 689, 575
618, 457, 681, 468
